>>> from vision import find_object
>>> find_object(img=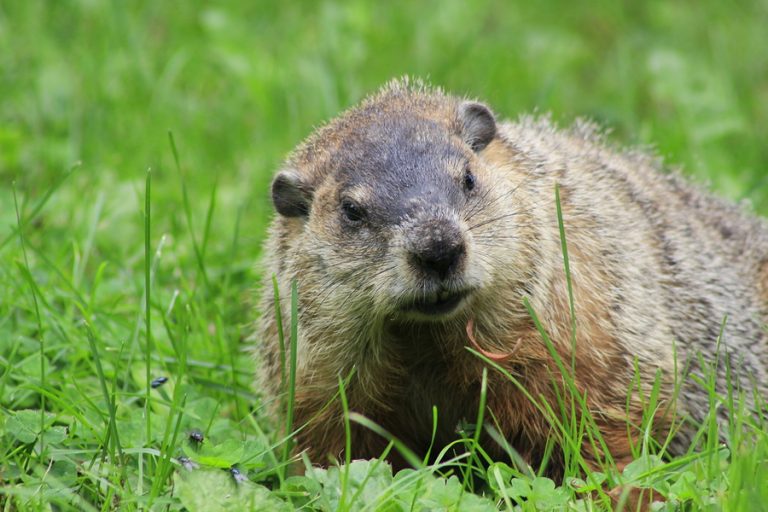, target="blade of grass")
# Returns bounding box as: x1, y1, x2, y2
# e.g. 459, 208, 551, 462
150, 294, 191, 504
13, 182, 47, 458
348, 413, 423, 470
200, 176, 217, 266
84, 325, 124, 466
407, 406, 440, 512
168, 131, 210, 290
460, 367, 489, 494
337, 374, 352, 512
1, 165, 77, 253
272, 275, 287, 394
279, 279, 299, 481
554, 183, 577, 374
143, 168, 153, 493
